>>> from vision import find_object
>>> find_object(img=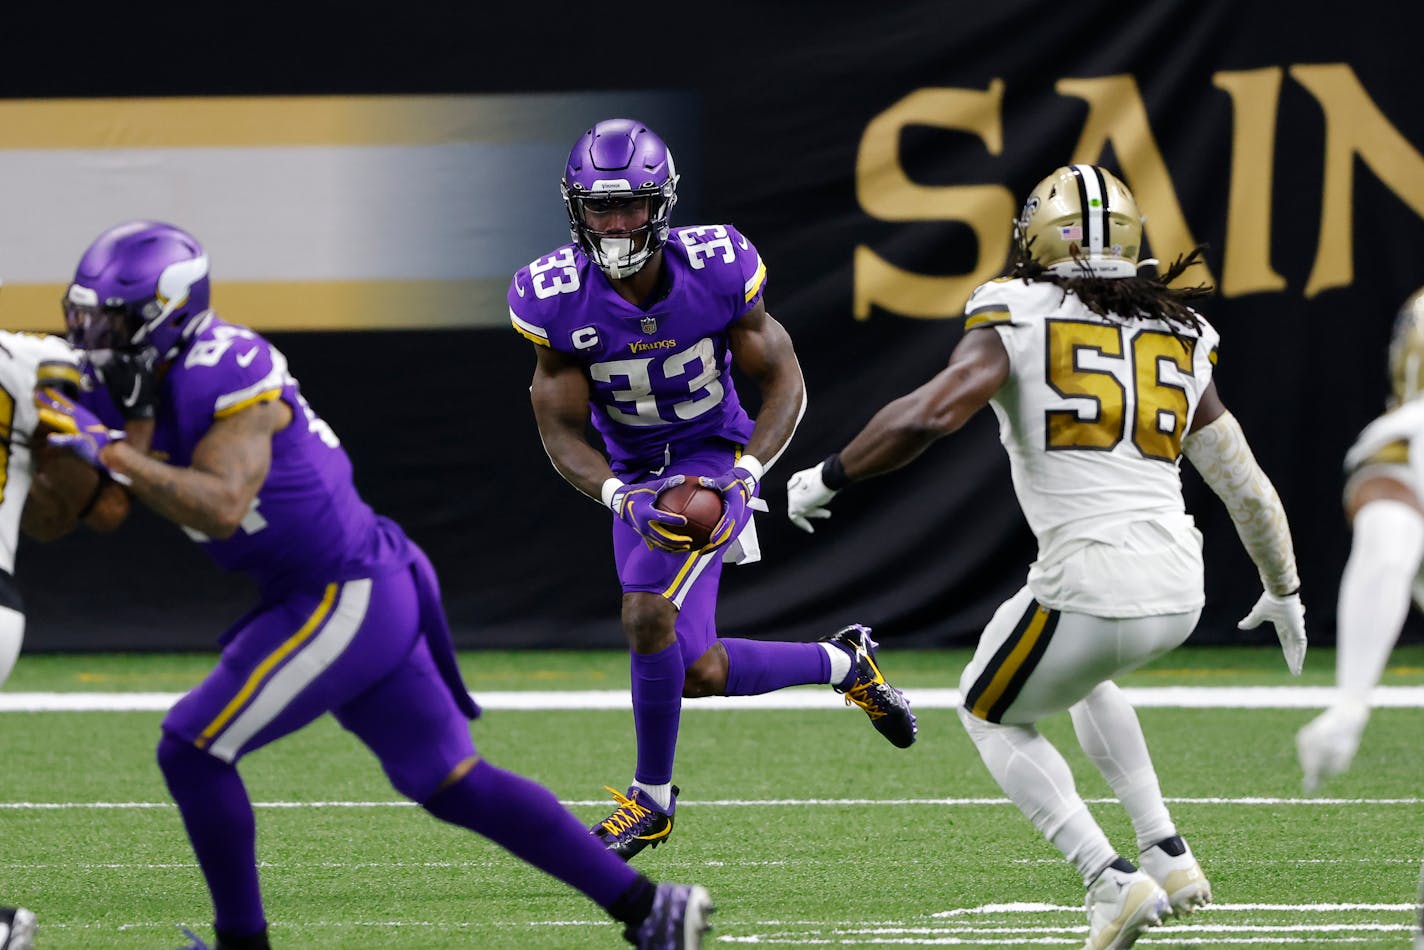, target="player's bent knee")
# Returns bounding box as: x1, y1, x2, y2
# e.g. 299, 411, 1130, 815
621, 594, 677, 652
682, 645, 727, 697
681, 666, 718, 698
386, 754, 479, 805
958, 704, 996, 738
156, 730, 229, 782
